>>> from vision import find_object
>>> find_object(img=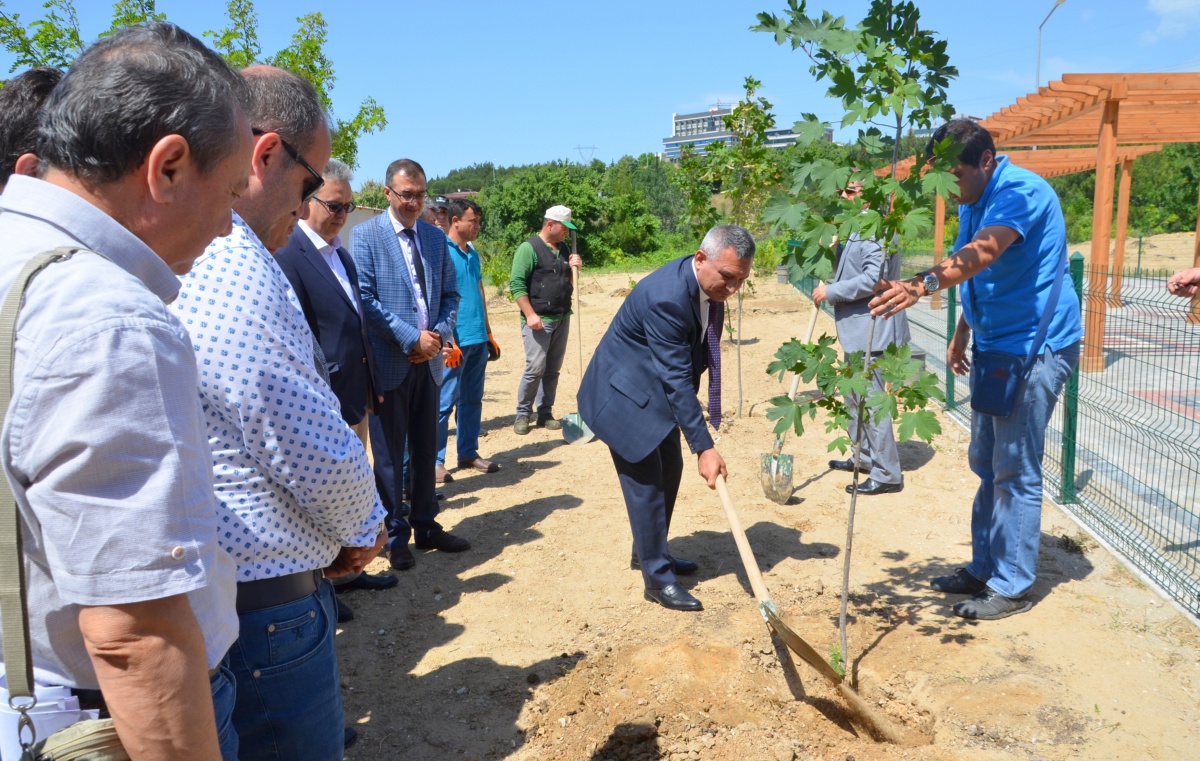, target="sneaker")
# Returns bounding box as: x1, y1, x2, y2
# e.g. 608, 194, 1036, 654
952, 588, 1032, 620
537, 414, 562, 430
514, 415, 531, 435
930, 568, 987, 595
